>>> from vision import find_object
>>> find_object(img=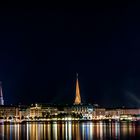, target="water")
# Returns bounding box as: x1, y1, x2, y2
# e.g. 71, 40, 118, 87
0, 121, 140, 140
